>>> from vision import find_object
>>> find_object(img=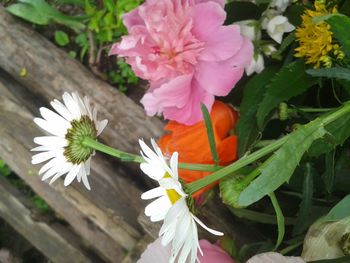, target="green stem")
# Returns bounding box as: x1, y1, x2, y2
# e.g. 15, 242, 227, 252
298, 107, 336, 112
279, 241, 303, 255
187, 102, 350, 194
187, 136, 287, 194
270, 192, 285, 250
252, 140, 276, 149
82, 137, 221, 172
241, 168, 261, 185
